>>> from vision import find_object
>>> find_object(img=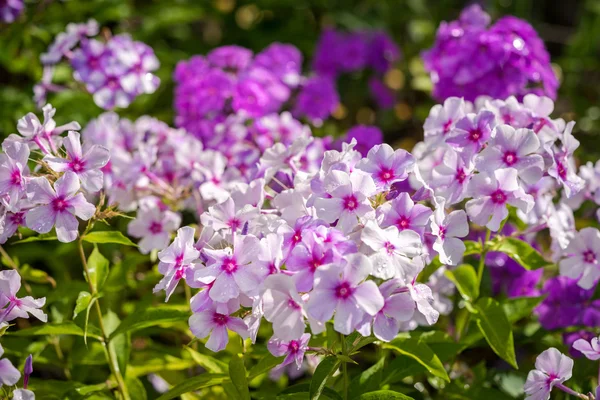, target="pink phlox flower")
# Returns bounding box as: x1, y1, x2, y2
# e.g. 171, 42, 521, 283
372, 278, 415, 341
200, 197, 259, 238
0, 344, 20, 388
268, 333, 311, 368
524, 348, 573, 400
559, 227, 600, 289
445, 110, 496, 162
430, 199, 469, 266
573, 335, 600, 360
188, 302, 248, 352
547, 121, 584, 198
0, 139, 30, 212
430, 147, 473, 205
287, 231, 336, 292
377, 192, 432, 237
355, 143, 415, 190
261, 274, 306, 340
14, 104, 80, 154
0, 270, 46, 323
423, 97, 467, 145
127, 197, 181, 254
